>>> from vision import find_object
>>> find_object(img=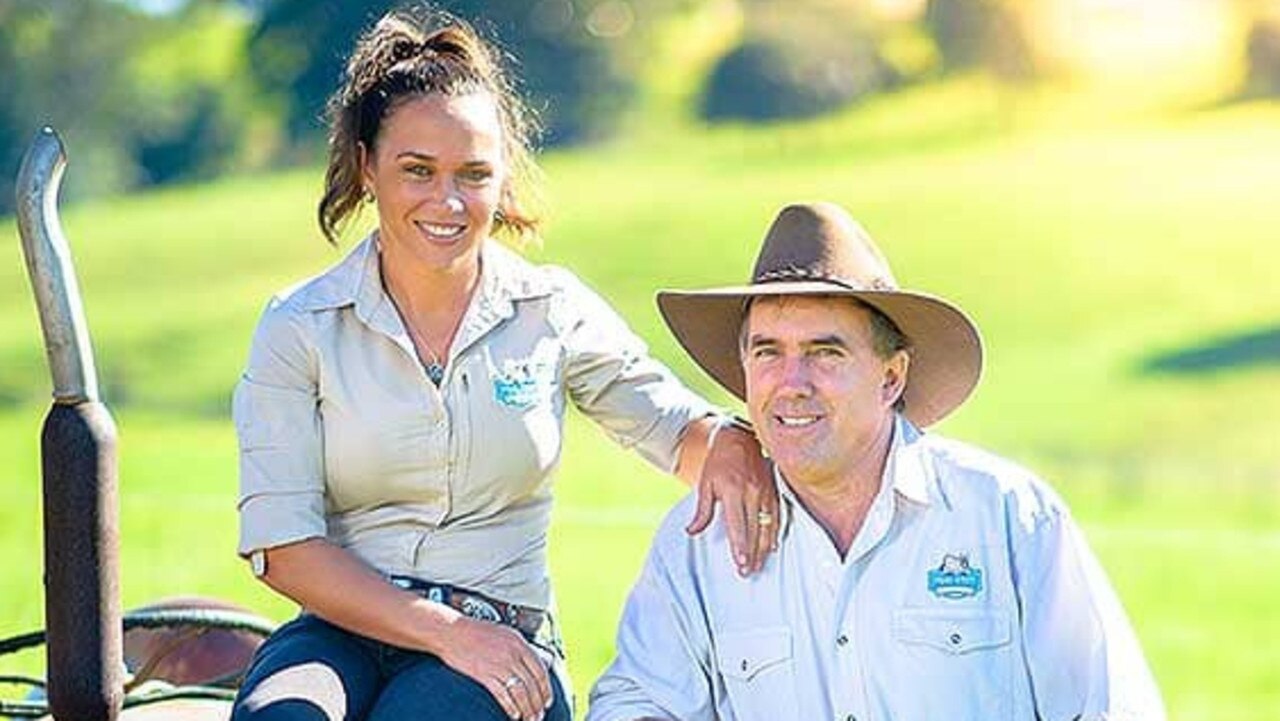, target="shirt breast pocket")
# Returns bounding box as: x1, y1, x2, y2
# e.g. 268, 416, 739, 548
714, 627, 798, 721
889, 608, 1015, 719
